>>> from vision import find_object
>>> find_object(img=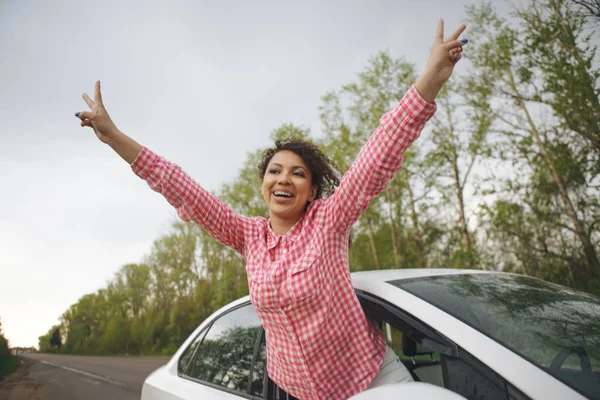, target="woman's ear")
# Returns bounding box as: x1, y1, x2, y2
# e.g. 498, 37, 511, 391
309, 185, 318, 202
